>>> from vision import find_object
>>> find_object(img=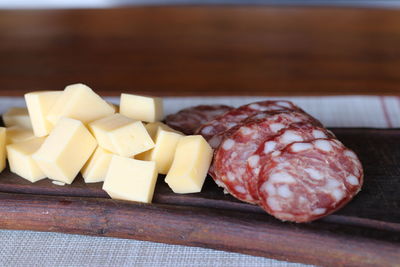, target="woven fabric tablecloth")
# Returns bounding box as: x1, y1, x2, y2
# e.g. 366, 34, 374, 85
0, 95, 399, 267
